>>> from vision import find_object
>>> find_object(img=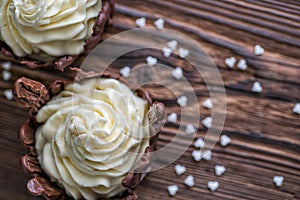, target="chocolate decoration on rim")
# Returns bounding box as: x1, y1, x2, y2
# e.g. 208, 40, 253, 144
15, 72, 166, 200
0, 0, 114, 71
